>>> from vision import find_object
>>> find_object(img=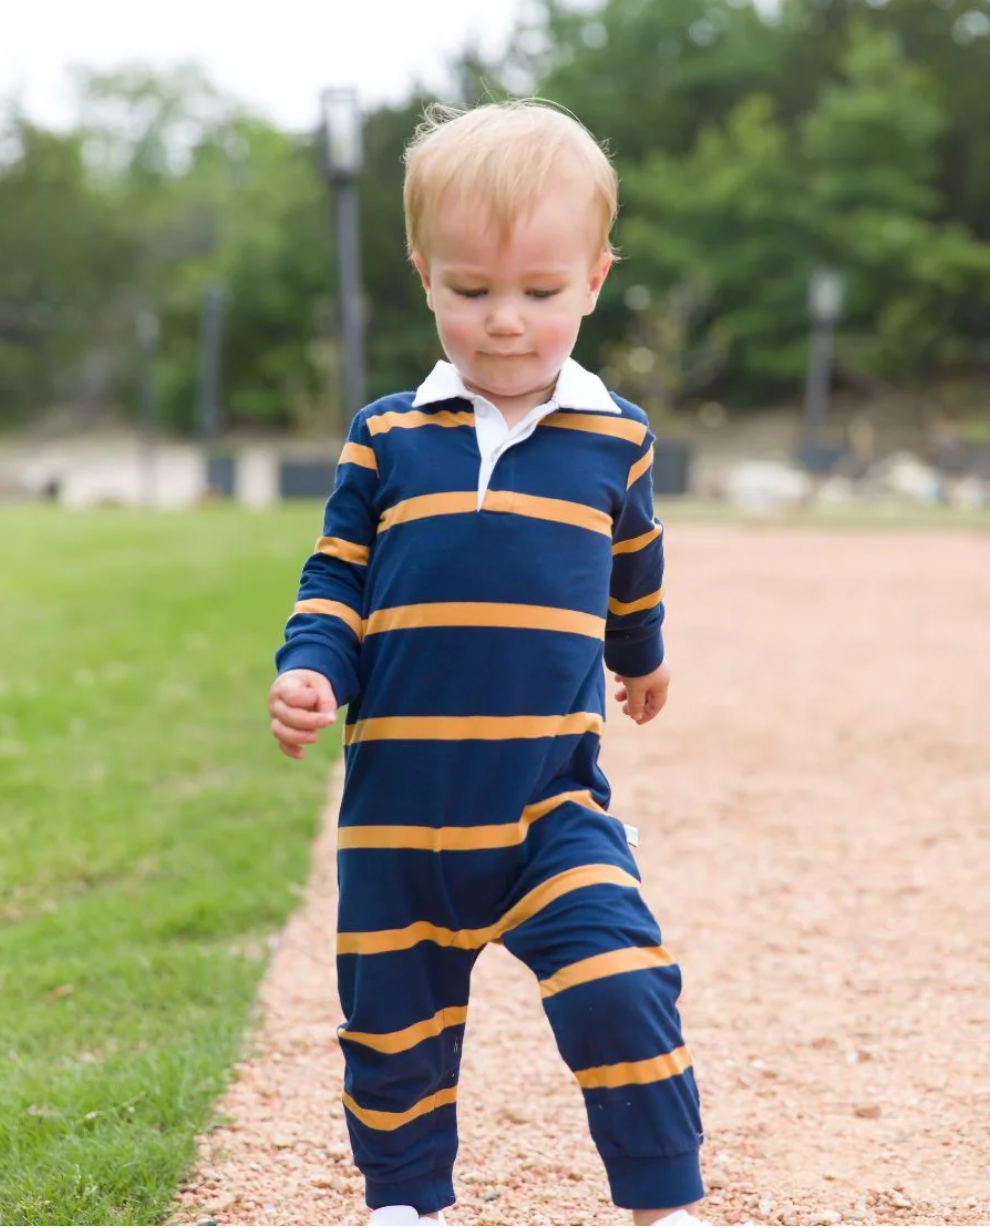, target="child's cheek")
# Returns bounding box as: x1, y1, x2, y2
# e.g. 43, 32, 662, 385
445, 311, 478, 358
541, 308, 582, 361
